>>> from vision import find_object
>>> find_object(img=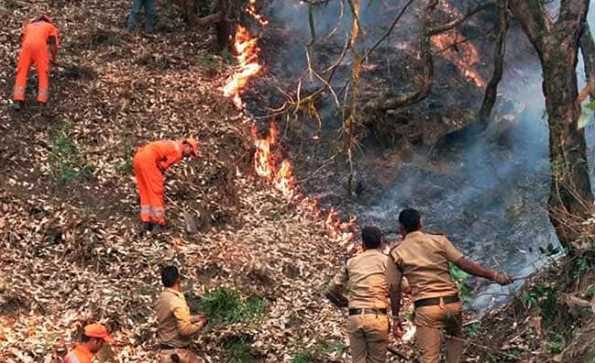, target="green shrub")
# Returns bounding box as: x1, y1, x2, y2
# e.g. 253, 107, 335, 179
49, 123, 93, 184
224, 336, 255, 363
448, 262, 473, 302
198, 287, 266, 325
